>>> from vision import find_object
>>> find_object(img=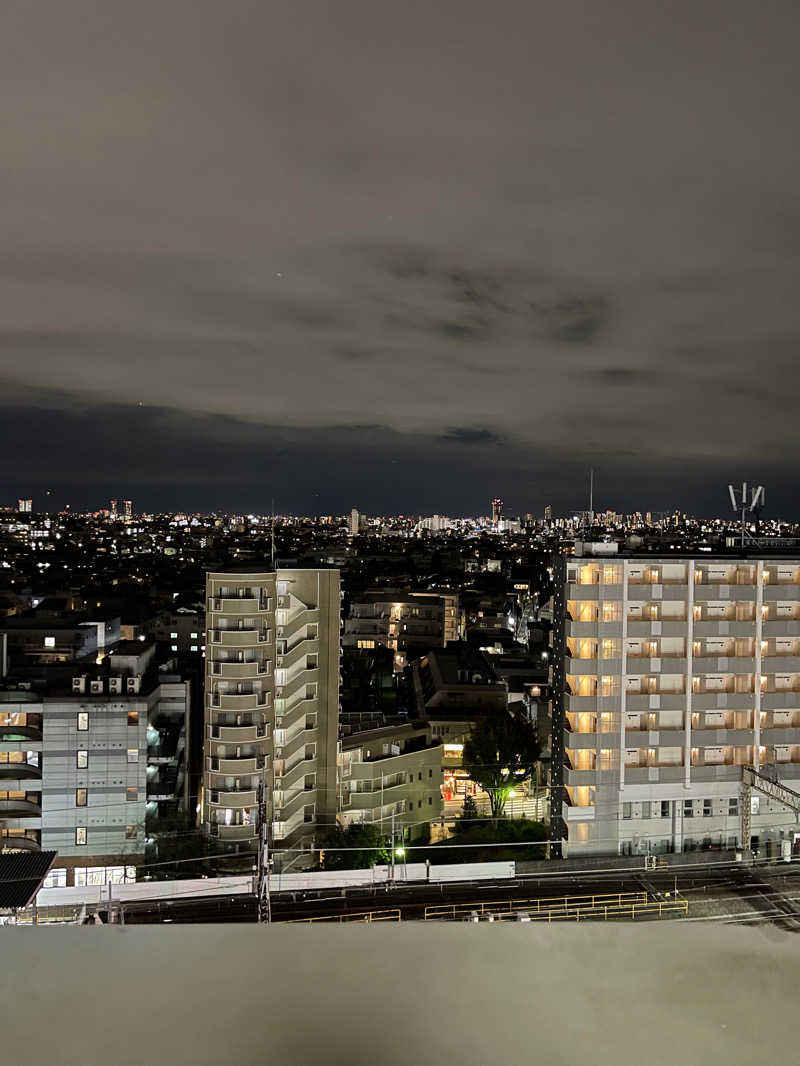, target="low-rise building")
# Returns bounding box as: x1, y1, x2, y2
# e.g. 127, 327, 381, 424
337, 724, 443, 841
343, 590, 459, 671
0, 642, 190, 886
